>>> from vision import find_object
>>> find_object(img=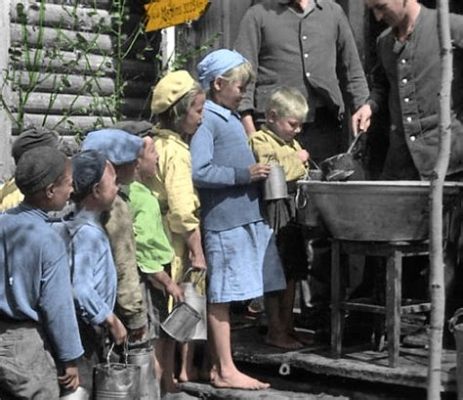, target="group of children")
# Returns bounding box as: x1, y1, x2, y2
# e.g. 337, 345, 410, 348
0, 48, 312, 397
